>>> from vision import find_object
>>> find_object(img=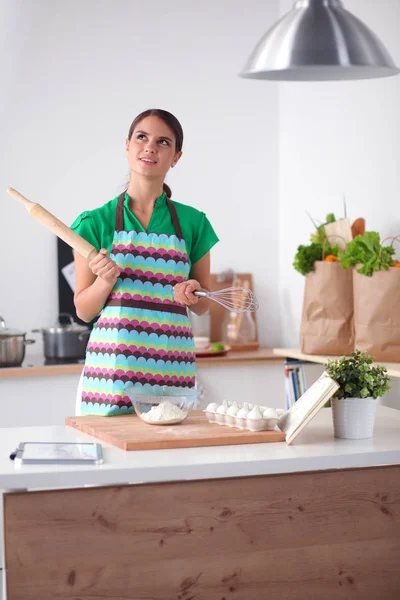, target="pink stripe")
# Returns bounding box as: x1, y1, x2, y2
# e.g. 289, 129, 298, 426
91, 321, 193, 336
85, 392, 130, 403
84, 367, 116, 377
115, 369, 128, 378
118, 269, 186, 284
108, 293, 184, 309
84, 376, 195, 396
86, 349, 195, 361
113, 244, 187, 259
